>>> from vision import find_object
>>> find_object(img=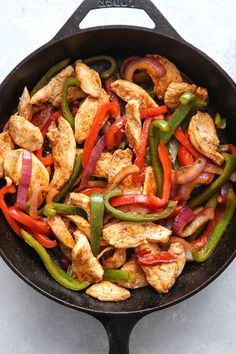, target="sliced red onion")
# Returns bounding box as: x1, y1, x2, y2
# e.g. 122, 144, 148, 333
16, 150, 32, 210
177, 158, 207, 185
79, 136, 106, 190
29, 186, 42, 218
104, 77, 120, 104
218, 182, 232, 204
31, 105, 53, 130
120, 56, 140, 78
102, 120, 111, 134
204, 164, 236, 182
122, 56, 166, 82
180, 207, 214, 237
172, 206, 195, 237
178, 173, 211, 201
